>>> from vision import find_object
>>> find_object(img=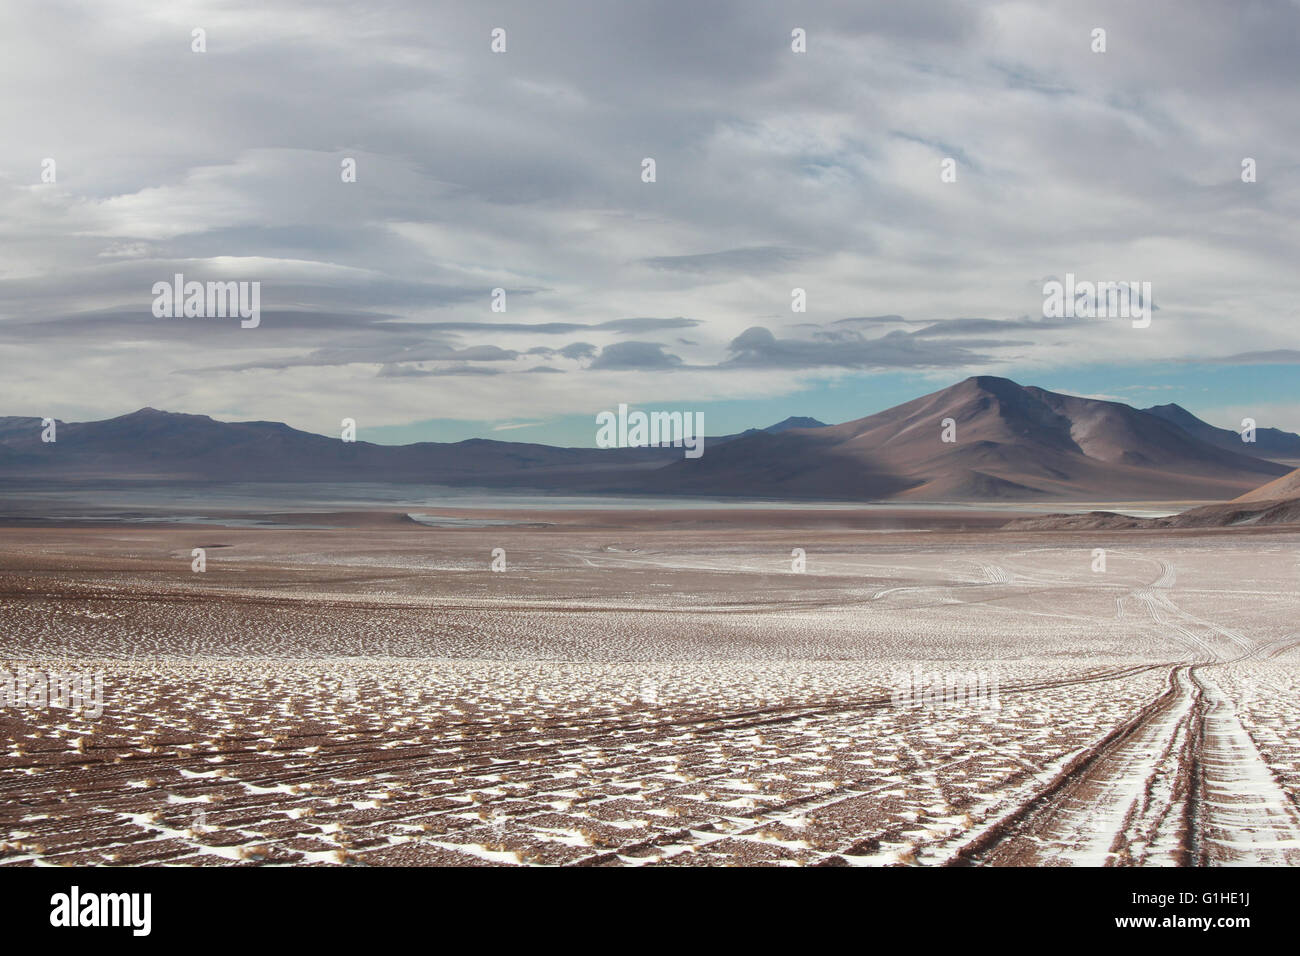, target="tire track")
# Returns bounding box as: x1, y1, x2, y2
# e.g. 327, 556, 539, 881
944, 663, 1197, 866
